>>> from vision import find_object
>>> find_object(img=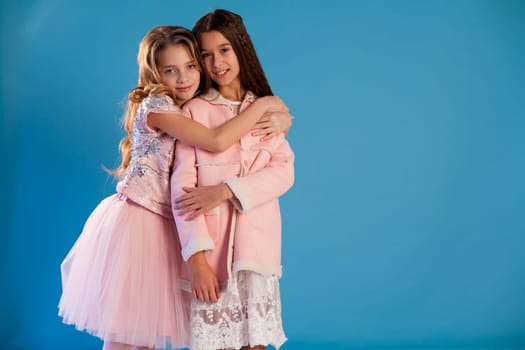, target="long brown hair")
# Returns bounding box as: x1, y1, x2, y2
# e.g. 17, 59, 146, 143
192, 9, 273, 97
111, 25, 211, 178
